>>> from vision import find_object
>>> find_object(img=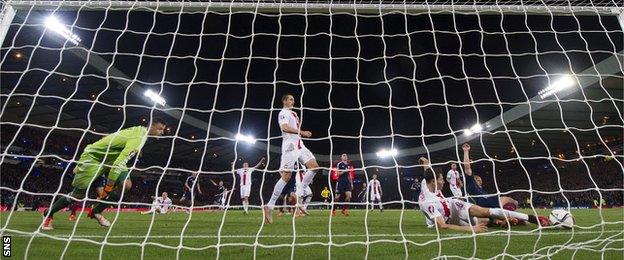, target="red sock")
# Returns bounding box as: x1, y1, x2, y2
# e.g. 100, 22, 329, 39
342, 204, 348, 210
70, 203, 78, 215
